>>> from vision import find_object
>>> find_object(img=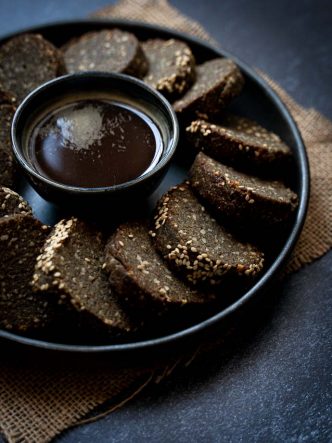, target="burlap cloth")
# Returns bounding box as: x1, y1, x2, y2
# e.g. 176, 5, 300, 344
1, 1, 331, 442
